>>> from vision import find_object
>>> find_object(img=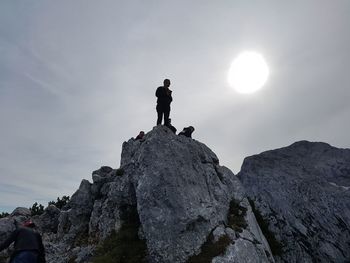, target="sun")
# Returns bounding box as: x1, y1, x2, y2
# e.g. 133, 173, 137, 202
228, 51, 269, 94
